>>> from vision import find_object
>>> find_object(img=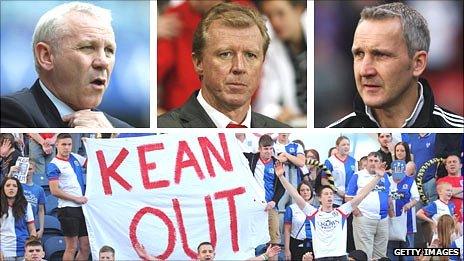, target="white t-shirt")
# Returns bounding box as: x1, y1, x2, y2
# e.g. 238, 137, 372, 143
235, 134, 258, 153
284, 203, 311, 240
422, 199, 455, 222
346, 169, 391, 219
303, 202, 353, 258
47, 153, 86, 208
